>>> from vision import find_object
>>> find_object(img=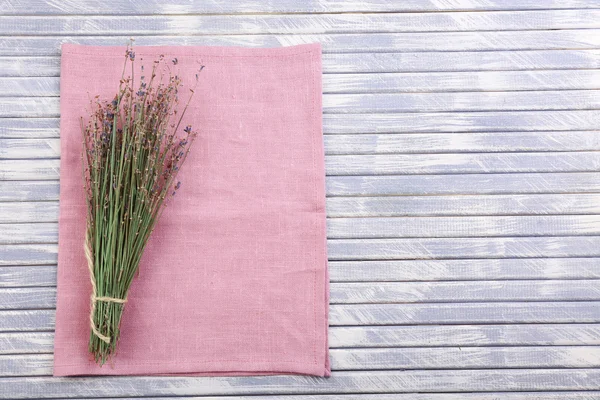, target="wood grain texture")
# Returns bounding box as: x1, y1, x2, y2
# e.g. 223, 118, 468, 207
0, 202, 58, 222
2, 30, 600, 56
323, 111, 600, 133
3, 11, 600, 35
7, 71, 600, 96
4, 302, 600, 331
6, 280, 600, 309
2, 1, 600, 14
327, 215, 600, 238
327, 236, 600, 260
2, 111, 599, 135
3, 194, 600, 223
327, 173, 600, 196
5, 215, 600, 244
7, 345, 600, 376
3, 173, 600, 203
2, 4, 600, 398
6, 90, 600, 115
0, 266, 57, 287
5, 150, 600, 176
5, 369, 600, 397
4, 127, 600, 154
3, 50, 600, 77
325, 132, 600, 154
0, 395, 596, 400
329, 258, 600, 281
327, 194, 600, 217
3, 236, 600, 265
5, 257, 600, 288
6, 324, 600, 354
